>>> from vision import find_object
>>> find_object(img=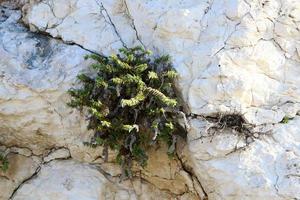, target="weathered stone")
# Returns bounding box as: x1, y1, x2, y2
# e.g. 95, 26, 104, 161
0, 153, 40, 200
1, 0, 300, 199
12, 160, 185, 200
43, 148, 70, 163
187, 116, 300, 199
22, 0, 138, 55
0, 6, 91, 154
23, 0, 300, 126
9, 147, 32, 157
12, 160, 133, 200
